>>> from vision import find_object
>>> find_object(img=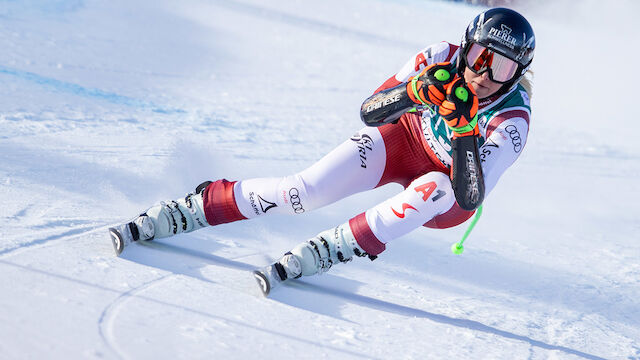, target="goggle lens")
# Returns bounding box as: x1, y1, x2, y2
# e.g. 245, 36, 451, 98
466, 43, 518, 83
